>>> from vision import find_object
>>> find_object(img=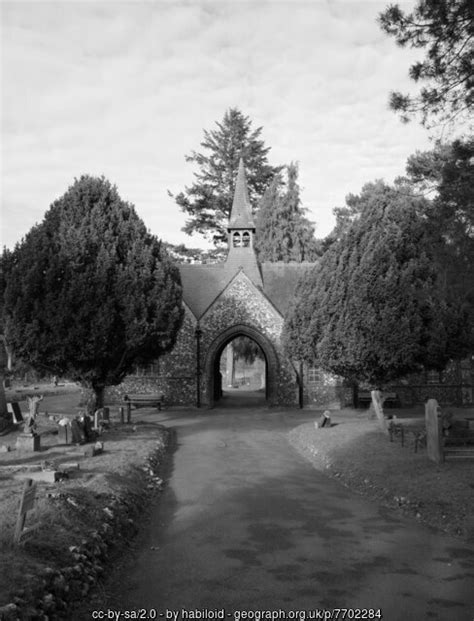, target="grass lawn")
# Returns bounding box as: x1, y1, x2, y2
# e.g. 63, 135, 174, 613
289, 406, 474, 540
0, 384, 168, 611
